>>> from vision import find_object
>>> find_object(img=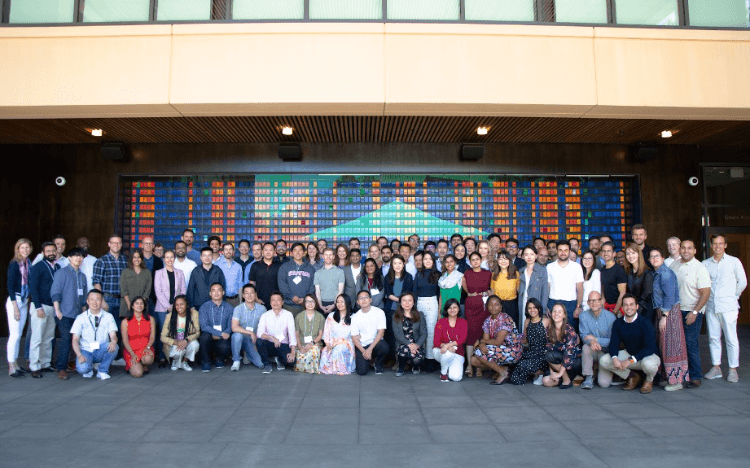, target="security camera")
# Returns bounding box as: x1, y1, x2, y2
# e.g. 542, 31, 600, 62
55, 176, 66, 187
688, 176, 699, 187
